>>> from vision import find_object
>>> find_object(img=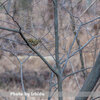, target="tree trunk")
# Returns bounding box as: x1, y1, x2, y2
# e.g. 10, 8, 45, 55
57, 75, 63, 100
75, 52, 100, 100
